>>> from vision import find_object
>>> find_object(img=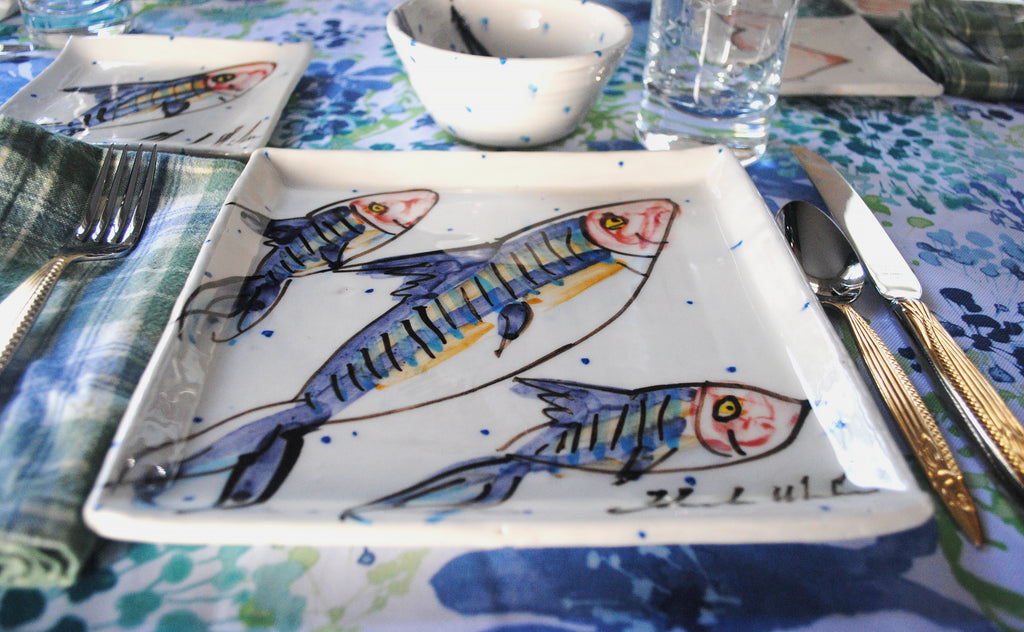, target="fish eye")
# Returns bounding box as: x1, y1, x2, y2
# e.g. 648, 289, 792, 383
601, 213, 627, 230
711, 395, 742, 423
367, 202, 388, 215
212, 73, 236, 83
